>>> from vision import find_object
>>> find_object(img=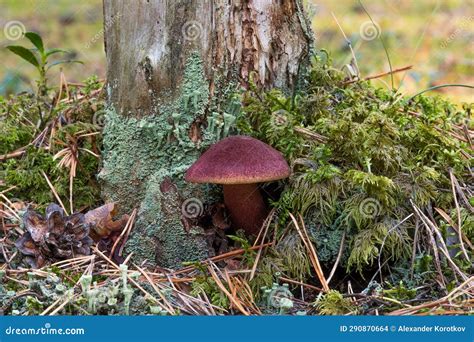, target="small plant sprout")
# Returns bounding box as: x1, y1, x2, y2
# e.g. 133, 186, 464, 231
107, 297, 118, 306
119, 264, 128, 289
97, 291, 107, 304
6, 32, 82, 96
150, 306, 168, 315
79, 275, 92, 294
87, 288, 98, 314
0, 270, 5, 282
130, 272, 141, 281
278, 297, 294, 314
27, 272, 35, 289
122, 287, 133, 315
55, 284, 66, 294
